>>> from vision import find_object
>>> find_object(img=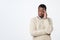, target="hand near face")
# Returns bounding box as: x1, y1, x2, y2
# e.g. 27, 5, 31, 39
43, 10, 47, 19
